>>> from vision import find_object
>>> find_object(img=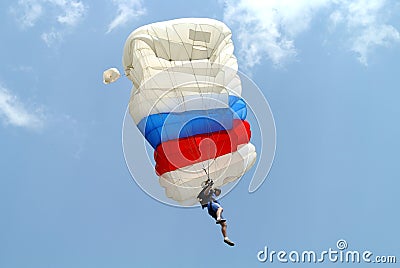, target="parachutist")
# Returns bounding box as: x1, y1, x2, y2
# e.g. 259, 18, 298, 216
197, 182, 235, 247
